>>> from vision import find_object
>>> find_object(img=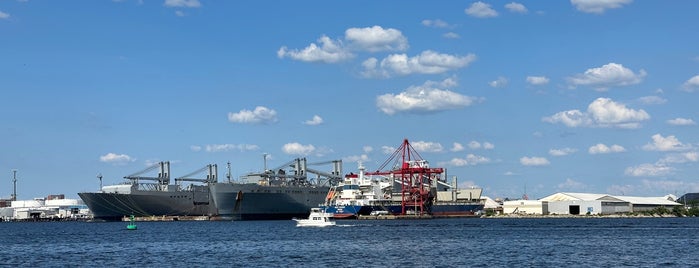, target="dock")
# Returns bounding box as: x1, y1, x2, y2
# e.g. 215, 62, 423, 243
122, 215, 211, 222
